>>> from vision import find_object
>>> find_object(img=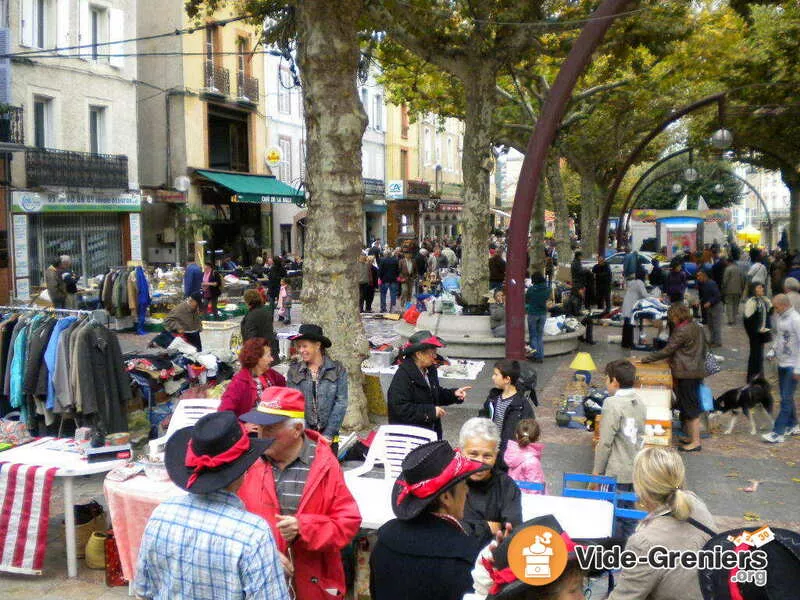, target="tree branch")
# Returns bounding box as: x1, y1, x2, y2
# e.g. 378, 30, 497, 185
573, 79, 630, 102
